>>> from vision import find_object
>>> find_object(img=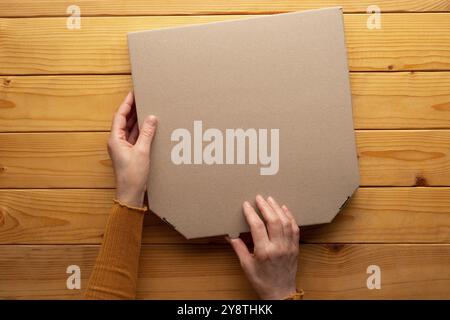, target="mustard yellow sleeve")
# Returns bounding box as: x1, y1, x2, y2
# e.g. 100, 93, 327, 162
84, 200, 146, 300
284, 289, 304, 300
